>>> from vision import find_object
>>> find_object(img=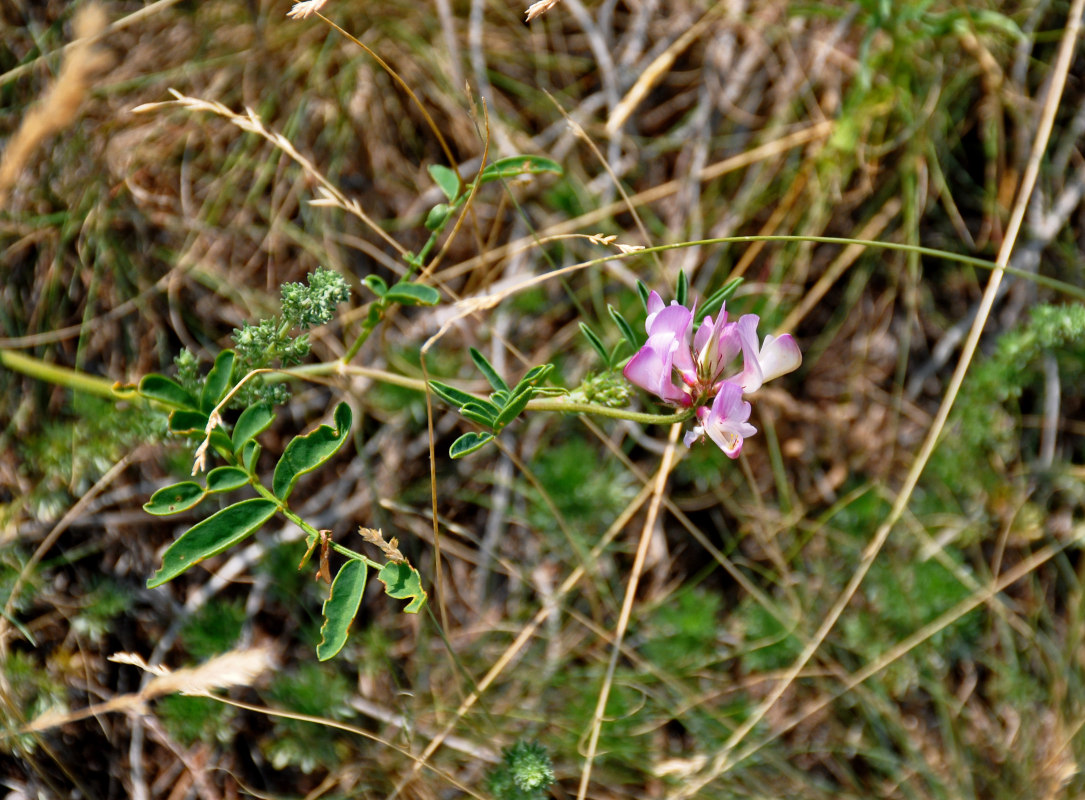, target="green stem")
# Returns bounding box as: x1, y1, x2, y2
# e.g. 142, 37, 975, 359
0, 348, 136, 400
253, 480, 382, 569
343, 304, 385, 362
524, 398, 694, 425
333, 363, 693, 424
